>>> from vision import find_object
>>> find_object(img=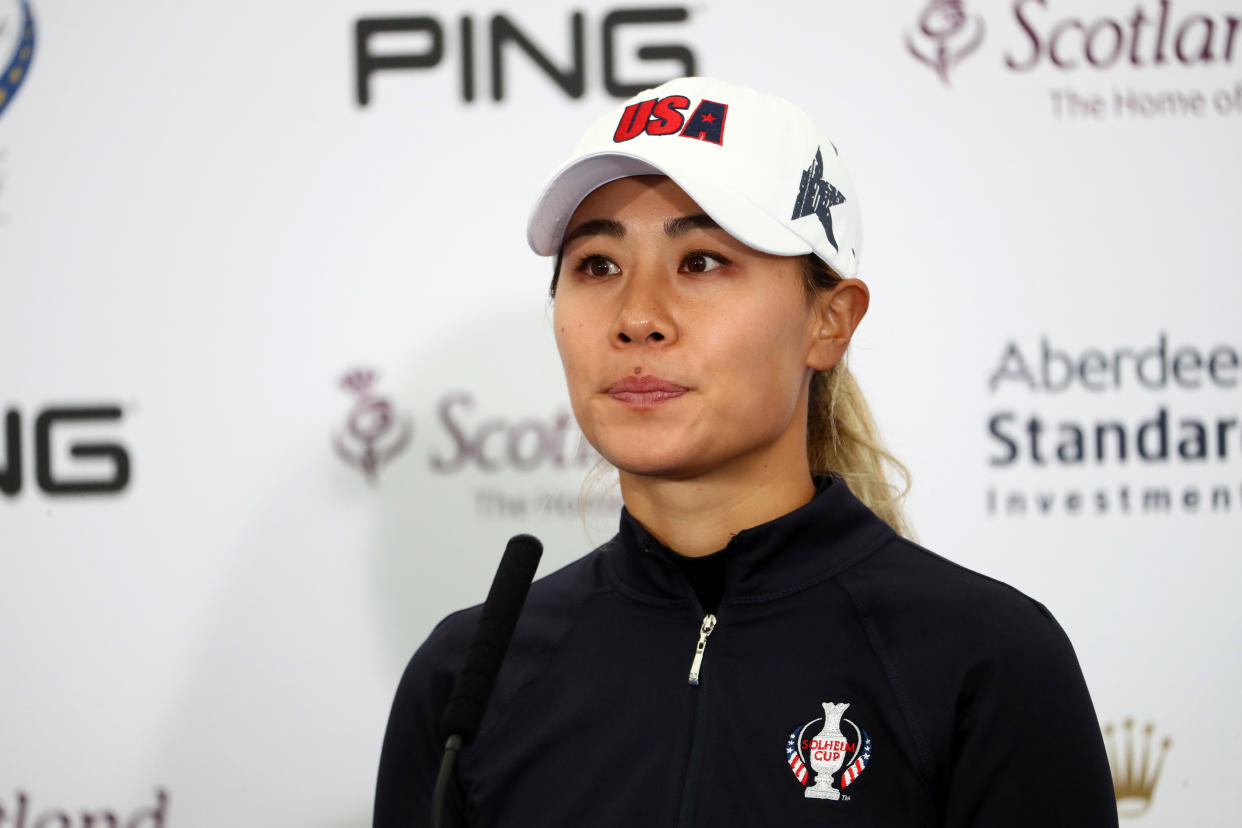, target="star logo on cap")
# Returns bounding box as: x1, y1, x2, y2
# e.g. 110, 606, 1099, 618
791, 148, 845, 252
